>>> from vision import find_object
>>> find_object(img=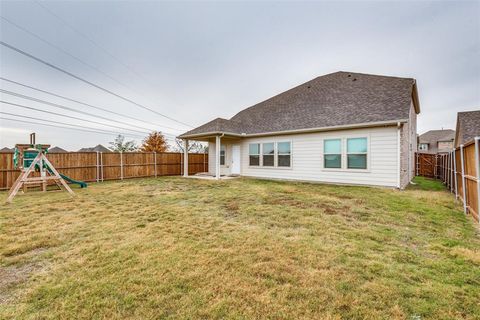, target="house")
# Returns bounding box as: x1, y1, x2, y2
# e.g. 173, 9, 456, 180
49, 146, 68, 153
417, 129, 455, 154
179, 71, 420, 188
78, 144, 111, 152
454, 110, 480, 148
0, 147, 13, 153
